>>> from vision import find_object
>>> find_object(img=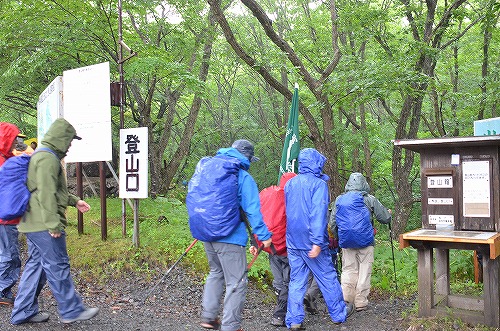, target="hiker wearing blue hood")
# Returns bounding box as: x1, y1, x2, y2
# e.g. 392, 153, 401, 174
284, 148, 353, 329
329, 172, 391, 313
198, 139, 272, 331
